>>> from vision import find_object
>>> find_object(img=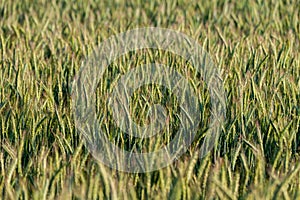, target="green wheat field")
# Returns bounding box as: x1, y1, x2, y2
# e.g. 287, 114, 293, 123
0, 0, 299, 199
